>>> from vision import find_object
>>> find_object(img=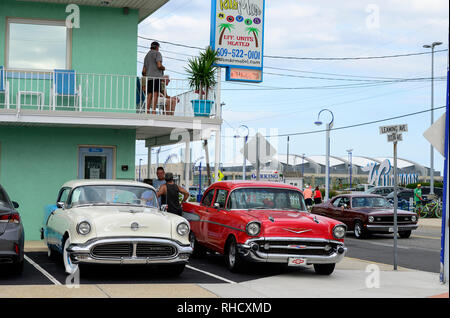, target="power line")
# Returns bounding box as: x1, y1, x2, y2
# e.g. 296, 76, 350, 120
138, 35, 448, 61
231, 105, 447, 138
138, 49, 446, 83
